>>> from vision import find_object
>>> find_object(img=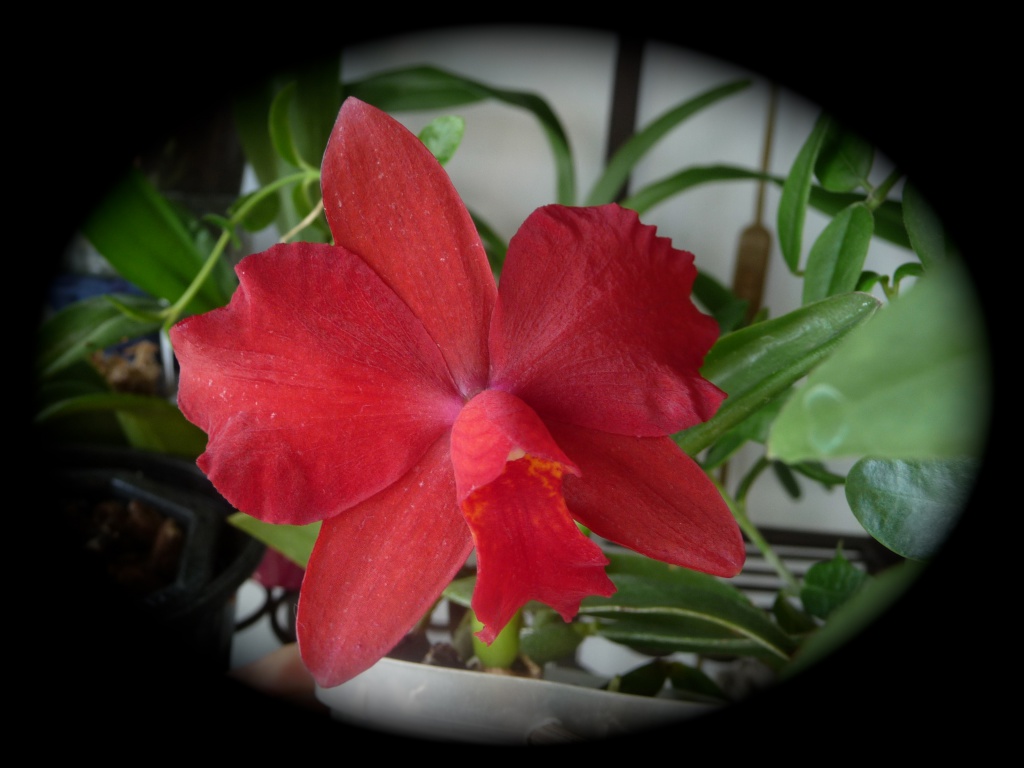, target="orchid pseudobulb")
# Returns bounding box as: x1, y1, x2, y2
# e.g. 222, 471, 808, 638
169, 97, 745, 687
